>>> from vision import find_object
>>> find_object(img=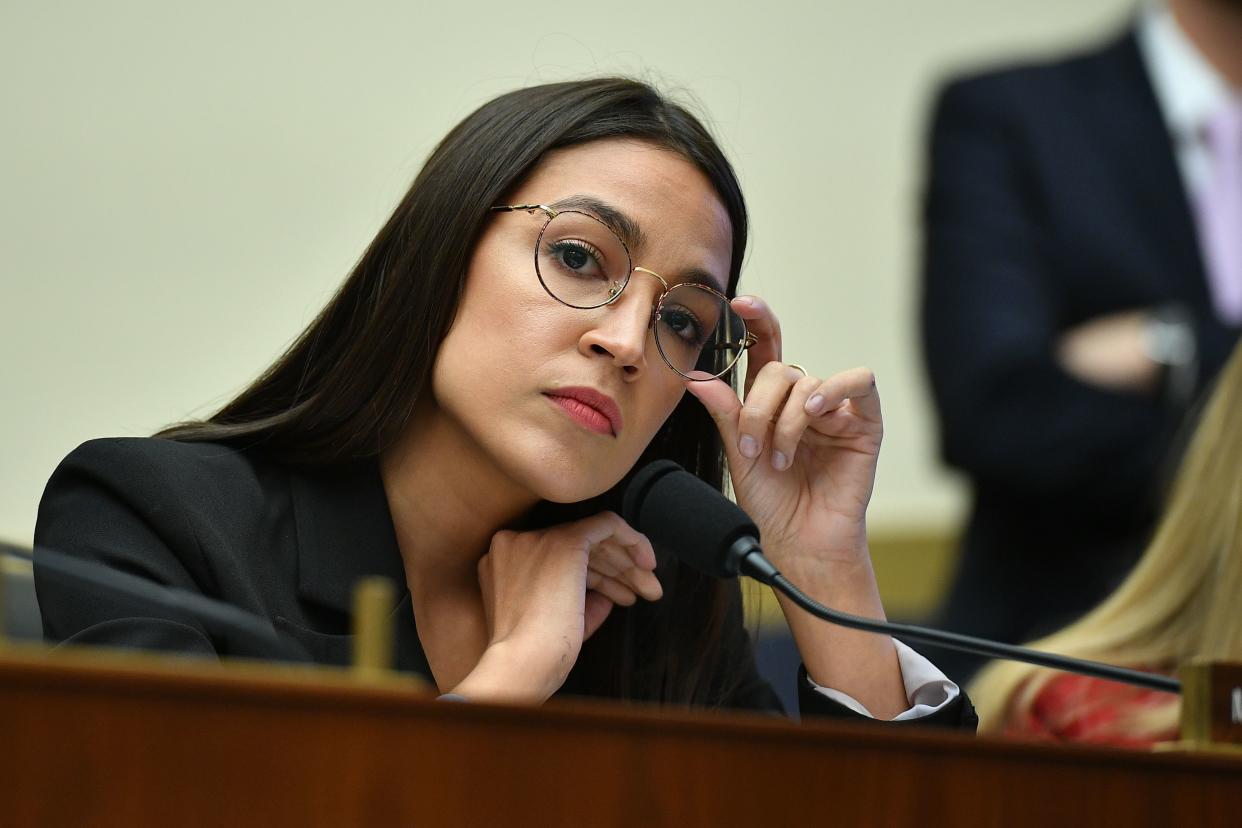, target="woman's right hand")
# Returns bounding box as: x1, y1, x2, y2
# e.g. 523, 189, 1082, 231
449, 512, 662, 704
